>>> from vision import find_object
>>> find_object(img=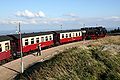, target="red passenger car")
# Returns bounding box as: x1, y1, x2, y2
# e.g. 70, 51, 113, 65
52, 29, 83, 44
8, 31, 54, 56
0, 35, 13, 63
